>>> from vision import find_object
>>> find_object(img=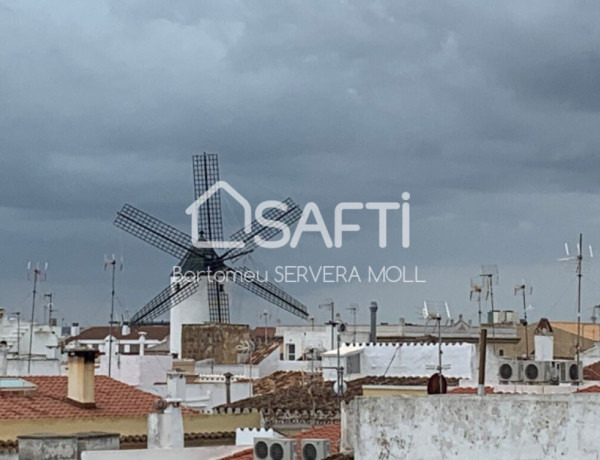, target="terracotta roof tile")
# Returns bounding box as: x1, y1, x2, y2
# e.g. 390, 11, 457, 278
65, 325, 169, 343
584, 361, 600, 380
577, 385, 600, 393
217, 371, 458, 412
447, 386, 495, 394
0, 376, 166, 420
